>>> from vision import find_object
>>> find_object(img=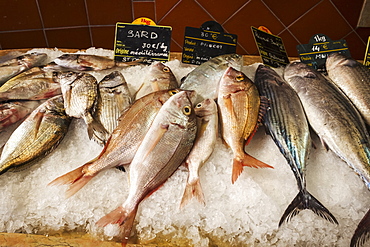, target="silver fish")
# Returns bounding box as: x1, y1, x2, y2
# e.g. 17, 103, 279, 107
254, 64, 337, 226
95, 91, 197, 245
0, 52, 48, 85
92, 71, 132, 145
0, 101, 41, 131
180, 54, 242, 103
0, 95, 71, 175
134, 61, 178, 100
326, 52, 370, 126
180, 98, 218, 208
